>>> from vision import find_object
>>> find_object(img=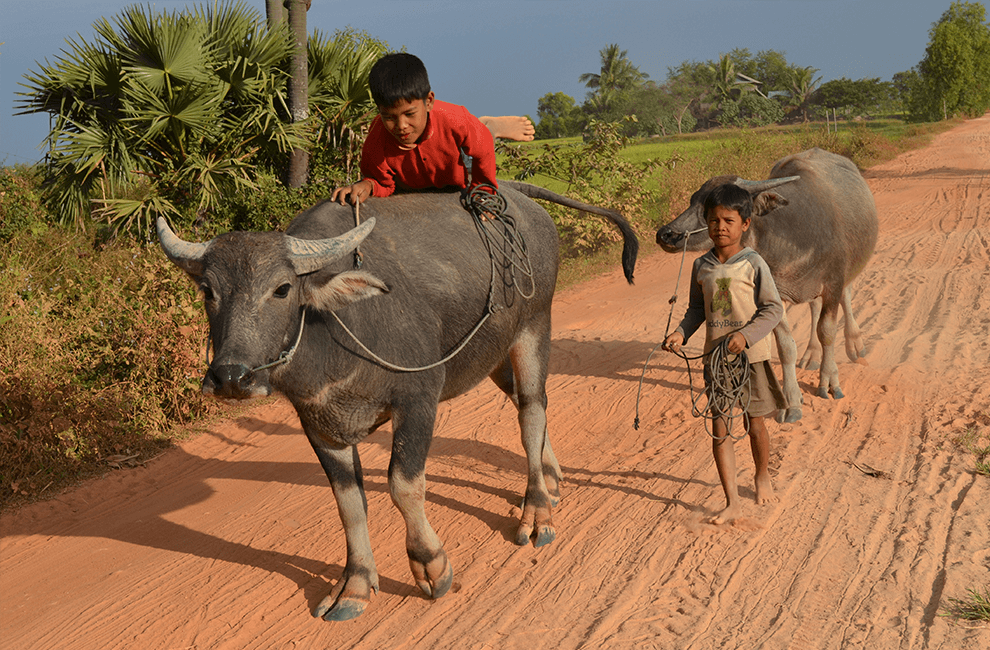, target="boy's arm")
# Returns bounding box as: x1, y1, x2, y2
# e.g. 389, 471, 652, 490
738, 255, 784, 348
673, 258, 706, 342
359, 119, 397, 198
